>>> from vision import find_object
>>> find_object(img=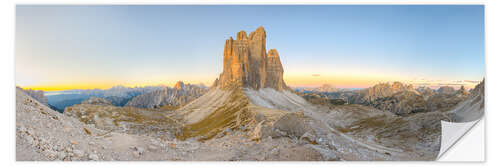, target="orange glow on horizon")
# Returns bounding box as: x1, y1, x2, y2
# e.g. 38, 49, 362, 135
22, 84, 117, 91
19, 73, 481, 91
20, 79, 215, 91
19, 74, 396, 91
283, 73, 400, 88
